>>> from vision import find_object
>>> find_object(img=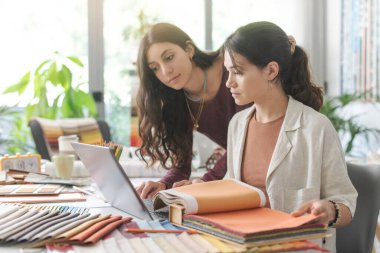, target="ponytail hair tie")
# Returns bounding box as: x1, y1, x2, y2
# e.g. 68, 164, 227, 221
288, 35, 296, 55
